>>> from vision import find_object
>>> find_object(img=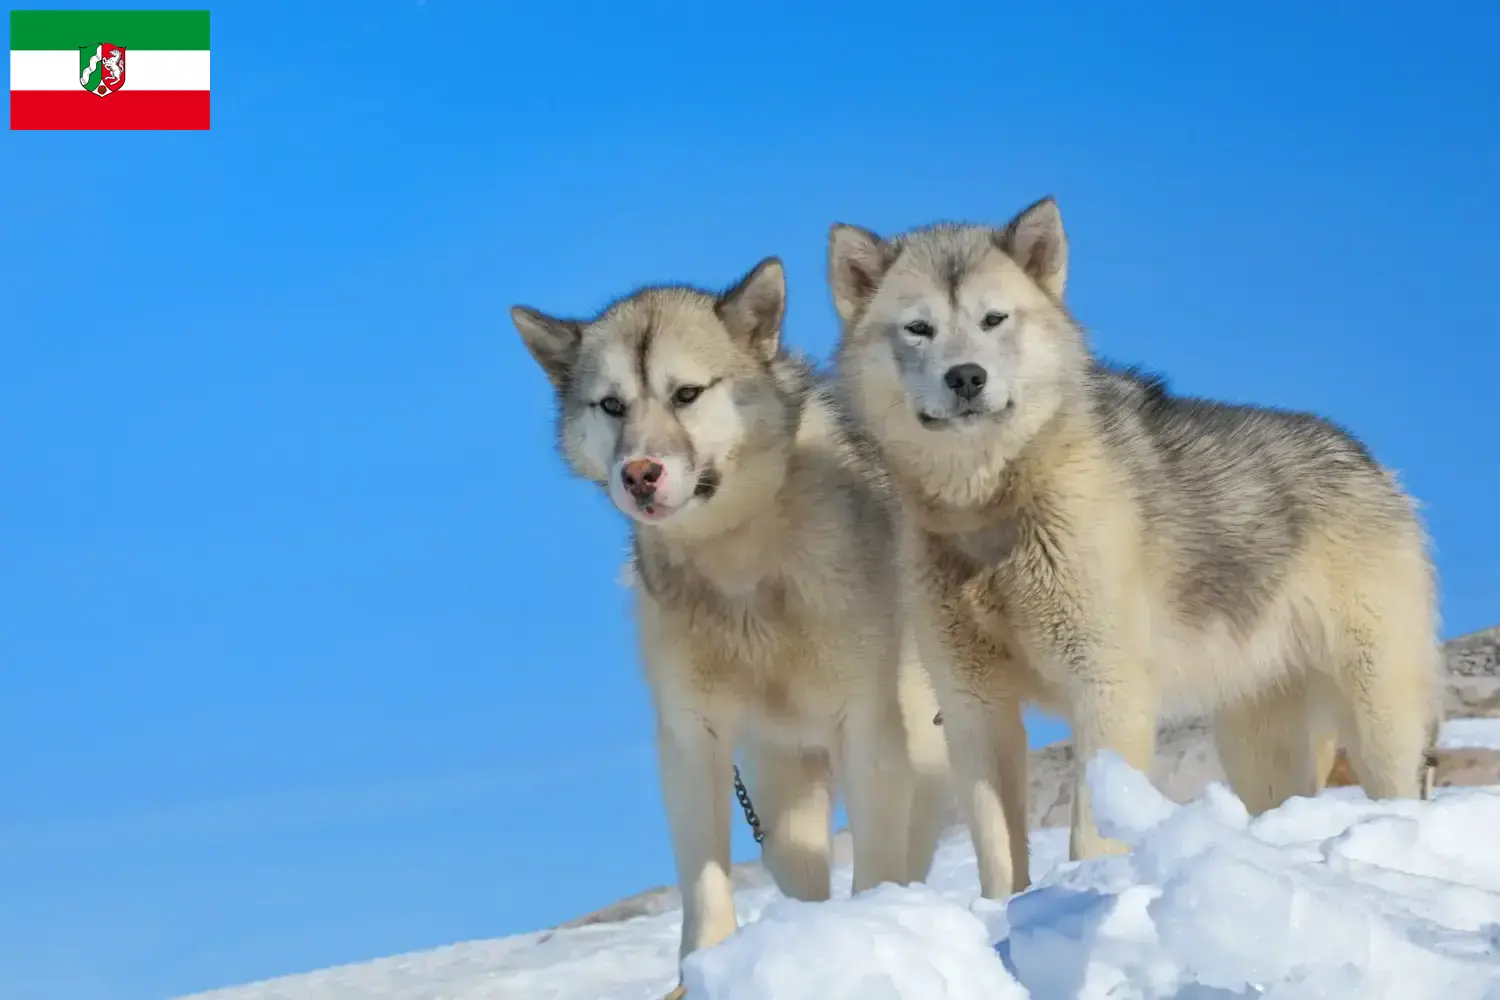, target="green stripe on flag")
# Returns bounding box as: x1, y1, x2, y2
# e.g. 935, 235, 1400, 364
9, 10, 210, 50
